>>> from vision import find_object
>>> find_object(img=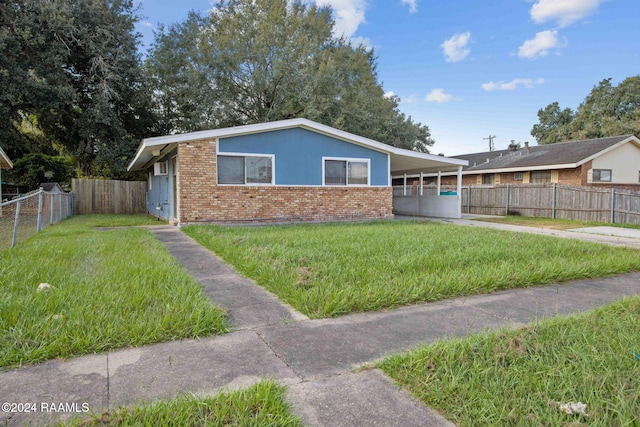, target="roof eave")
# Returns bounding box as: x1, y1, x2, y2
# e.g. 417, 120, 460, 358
0, 146, 13, 169
128, 118, 468, 172
576, 135, 640, 167
394, 163, 579, 178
